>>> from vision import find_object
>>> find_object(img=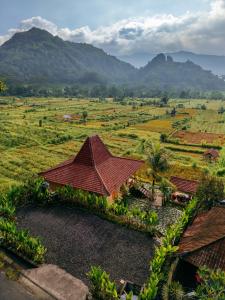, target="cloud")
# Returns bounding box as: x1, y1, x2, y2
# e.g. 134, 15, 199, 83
1, 1, 225, 56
